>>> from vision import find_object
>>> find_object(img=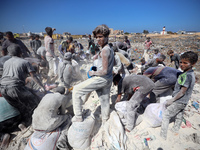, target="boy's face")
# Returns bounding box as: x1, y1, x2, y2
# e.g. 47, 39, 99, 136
96, 33, 107, 47
180, 58, 193, 72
